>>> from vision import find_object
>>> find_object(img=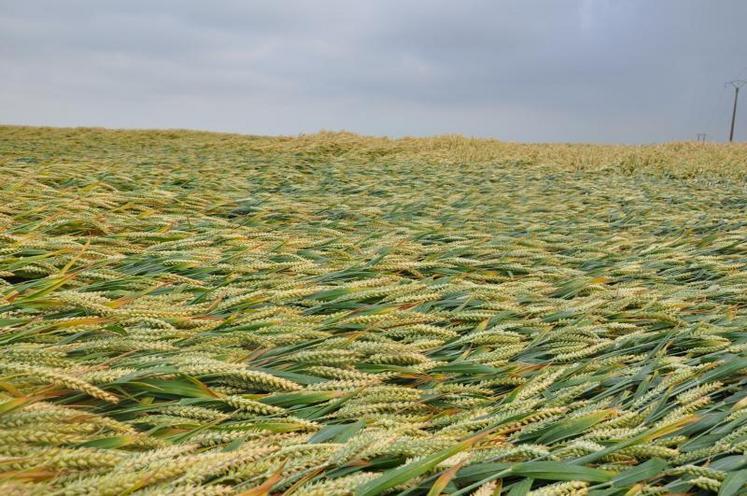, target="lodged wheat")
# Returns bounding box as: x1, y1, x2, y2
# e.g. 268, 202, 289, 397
0, 125, 746, 494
